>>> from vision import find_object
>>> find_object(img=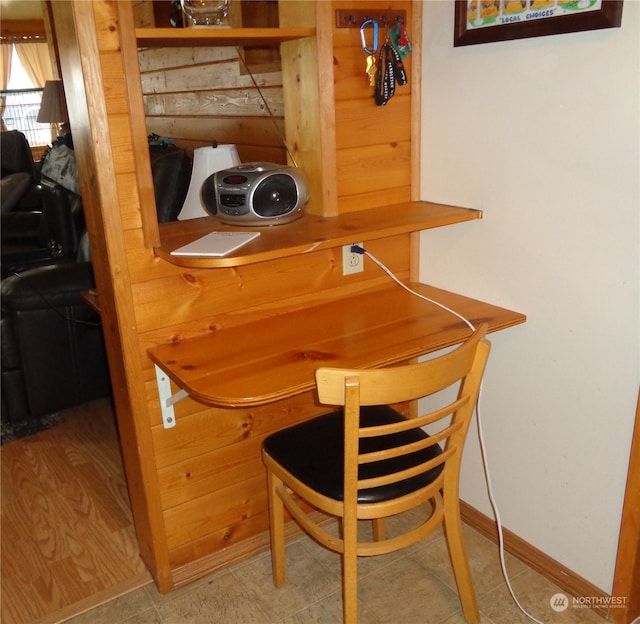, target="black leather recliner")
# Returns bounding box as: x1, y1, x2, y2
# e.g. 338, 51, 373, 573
1, 145, 192, 425
0, 130, 52, 277
0, 129, 41, 212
